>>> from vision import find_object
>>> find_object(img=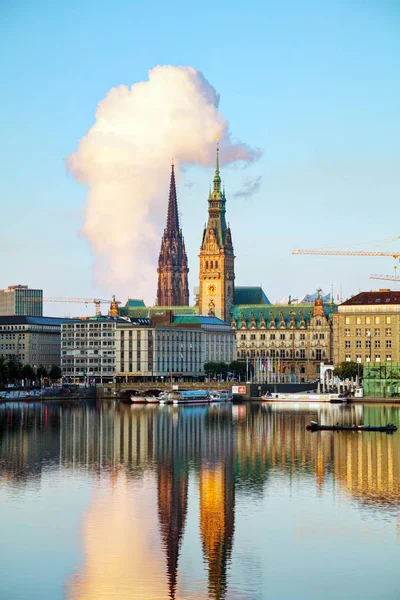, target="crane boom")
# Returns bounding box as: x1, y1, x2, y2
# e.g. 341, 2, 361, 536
293, 250, 400, 258
370, 274, 400, 282
44, 297, 110, 303
44, 297, 120, 316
